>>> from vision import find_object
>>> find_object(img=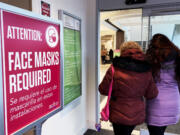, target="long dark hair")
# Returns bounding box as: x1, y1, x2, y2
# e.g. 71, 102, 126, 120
146, 33, 180, 82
